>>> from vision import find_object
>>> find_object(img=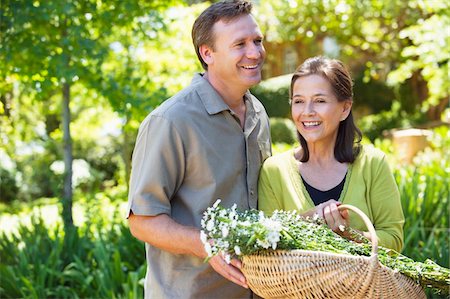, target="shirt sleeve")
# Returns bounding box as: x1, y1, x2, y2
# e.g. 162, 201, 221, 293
368, 154, 405, 252
127, 115, 185, 218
